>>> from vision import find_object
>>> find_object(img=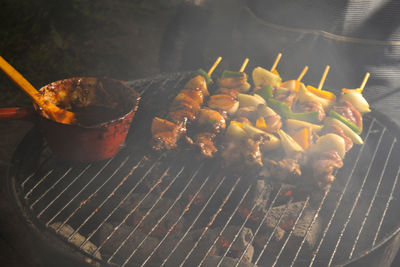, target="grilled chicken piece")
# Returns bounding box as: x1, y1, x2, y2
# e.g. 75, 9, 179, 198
243, 138, 263, 167
151, 117, 186, 150
293, 101, 326, 122
324, 125, 353, 151
208, 94, 239, 115
218, 72, 251, 92
175, 89, 204, 106
311, 150, 343, 189
275, 88, 297, 106
197, 108, 226, 133
333, 100, 363, 129
169, 96, 201, 124
217, 88, 240, 98
184, 75, 209, 97
194, 132, 218, 158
